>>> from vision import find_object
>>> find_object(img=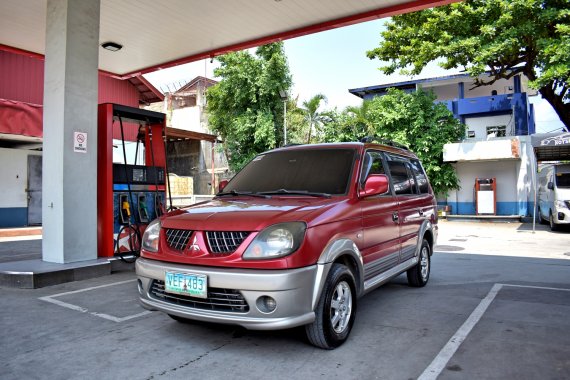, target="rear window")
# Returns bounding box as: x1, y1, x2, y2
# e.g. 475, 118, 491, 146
224, 148, 356, 195
410, 159, 429, 194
